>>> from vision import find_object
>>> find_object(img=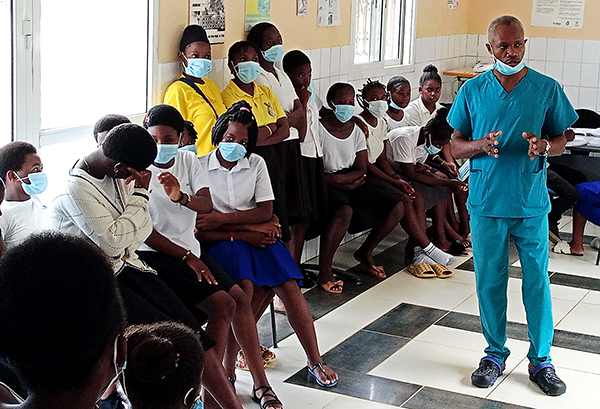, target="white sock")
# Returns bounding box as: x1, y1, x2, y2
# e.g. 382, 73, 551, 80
413, 251, 435, 265
423, 243, 455, 266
